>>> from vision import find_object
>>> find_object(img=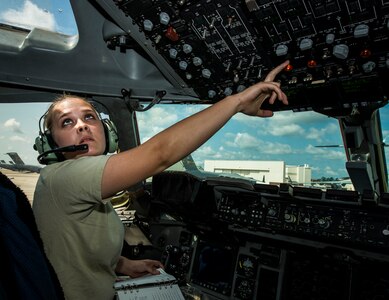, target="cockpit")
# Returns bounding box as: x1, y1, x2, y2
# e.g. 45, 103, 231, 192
1, 1, 389, 299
